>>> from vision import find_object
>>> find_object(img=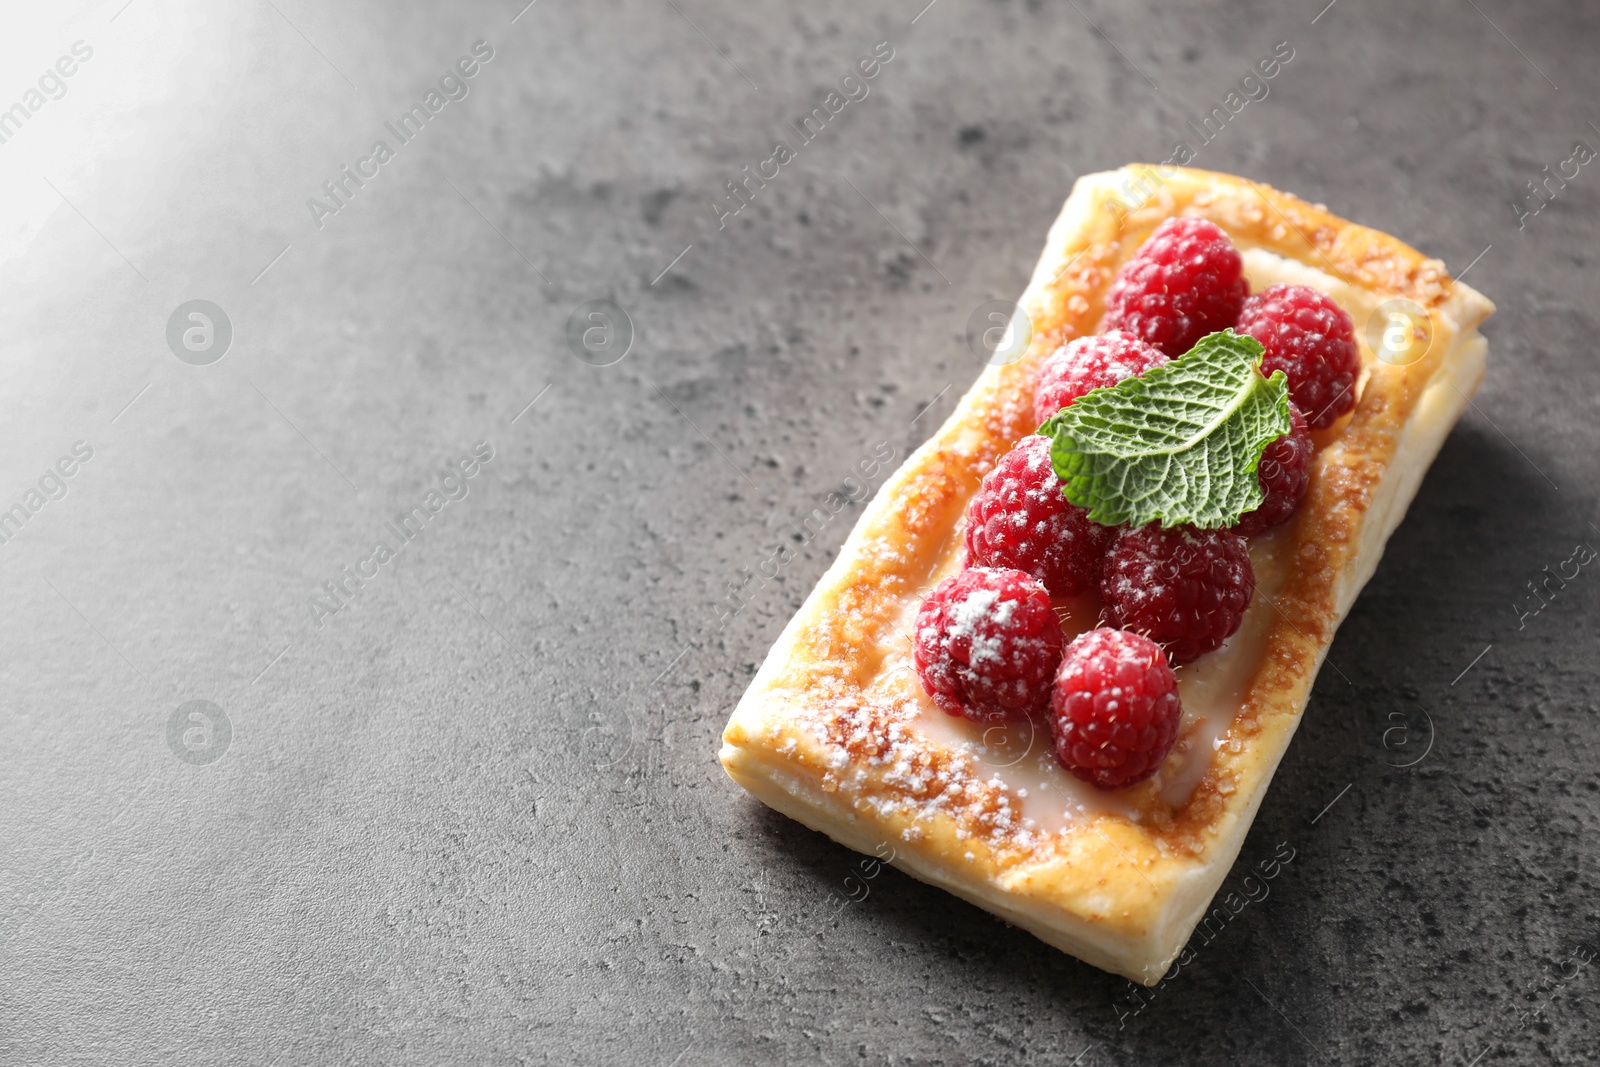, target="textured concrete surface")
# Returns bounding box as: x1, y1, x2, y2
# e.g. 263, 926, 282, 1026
2, 0, 1598, 1064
